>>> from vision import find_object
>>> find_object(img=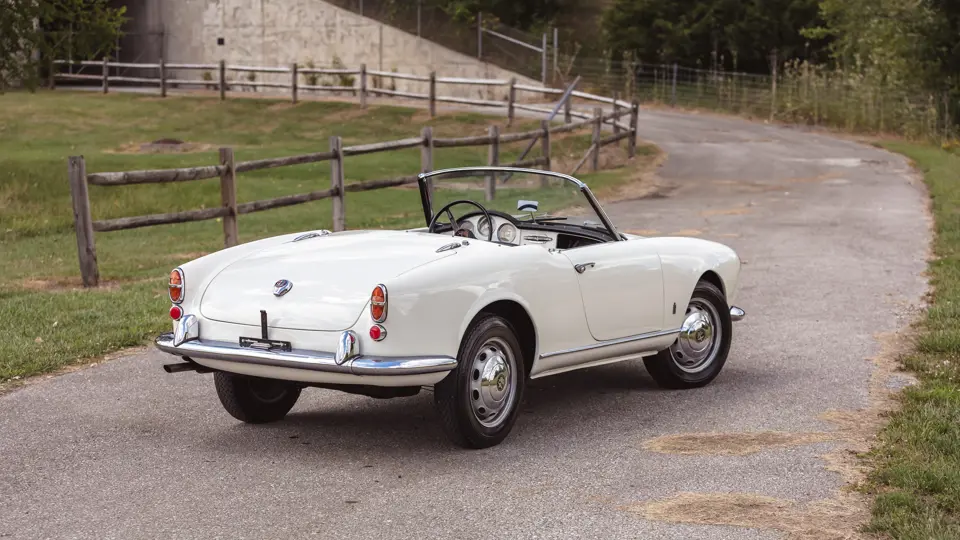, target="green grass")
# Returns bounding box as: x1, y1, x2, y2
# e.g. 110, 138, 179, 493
865, 142, 960, 538
0, 90, 654, 383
